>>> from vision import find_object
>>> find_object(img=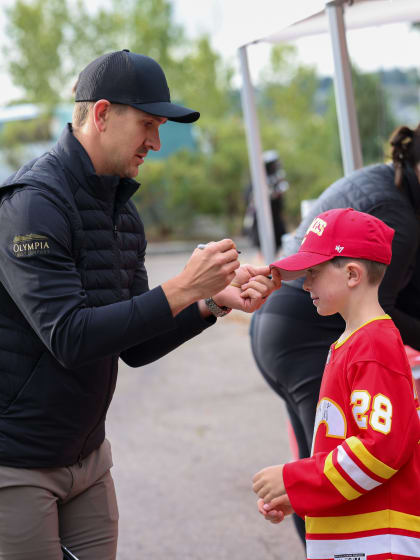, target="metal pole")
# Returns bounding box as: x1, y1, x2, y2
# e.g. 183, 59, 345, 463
238, 45, 276, 264
326, 0, 363, 175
